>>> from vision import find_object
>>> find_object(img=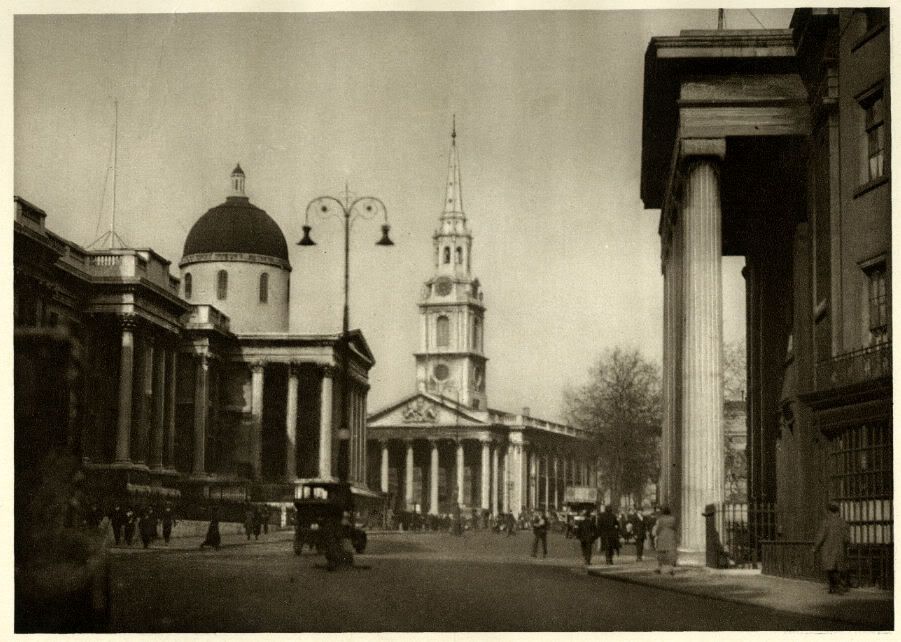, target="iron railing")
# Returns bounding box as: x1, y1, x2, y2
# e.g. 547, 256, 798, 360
816, 342, 892, 389
712, 501, 777, 567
